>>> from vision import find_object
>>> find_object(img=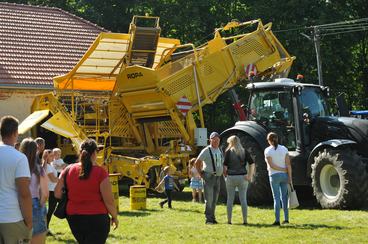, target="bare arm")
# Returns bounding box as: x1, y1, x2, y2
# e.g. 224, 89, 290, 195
223, 165, 228, 177
173, 180, 180, 191
245, 163, 255, 182
285, 154, 292, 183
100, 178, 119, 230
223, 151, 229, 177
16, 177, 32, 229
195, 159, 203, 177
54, 176, 64, 199
39, 174, 49, 206
188, 167, 193, 178
265, 156, 287, 172
154, 178, 165, 190
48, 172, 58, 183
